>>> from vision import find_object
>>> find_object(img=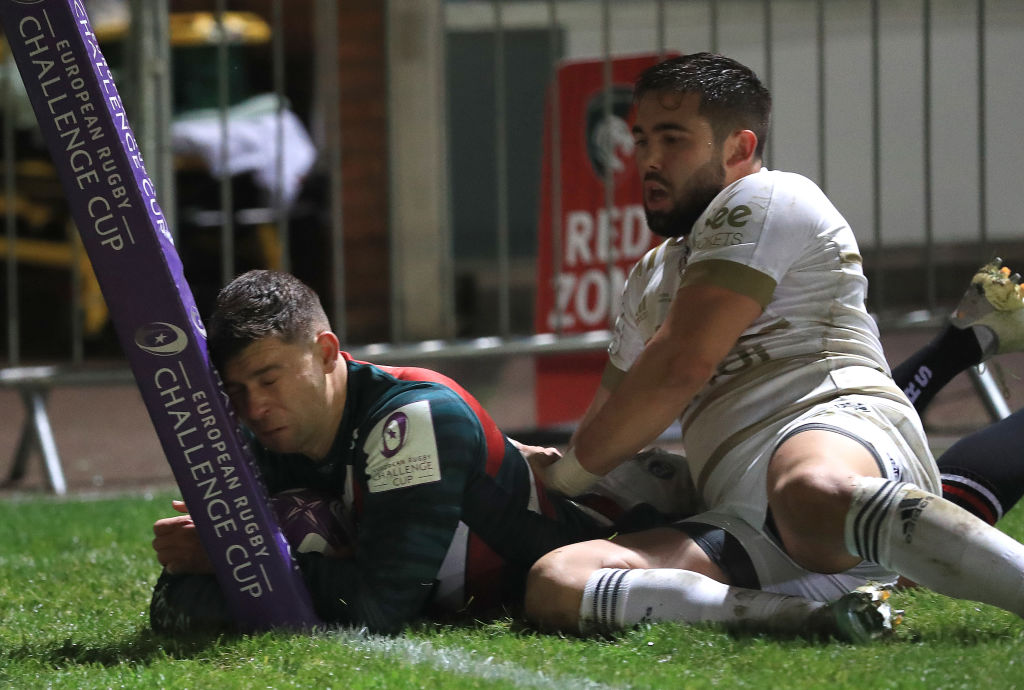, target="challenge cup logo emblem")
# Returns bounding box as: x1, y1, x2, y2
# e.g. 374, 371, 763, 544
380, 411, 409, 458
134, 322, 189, 356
